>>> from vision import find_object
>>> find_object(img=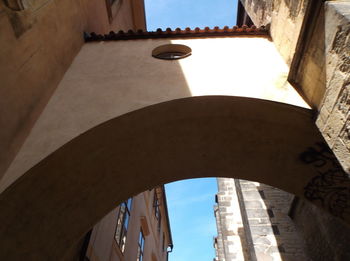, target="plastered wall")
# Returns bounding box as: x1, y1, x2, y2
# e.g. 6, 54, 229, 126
87, 189, 171, 261
0, 36, 308, 193
0, 0, 144, 184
